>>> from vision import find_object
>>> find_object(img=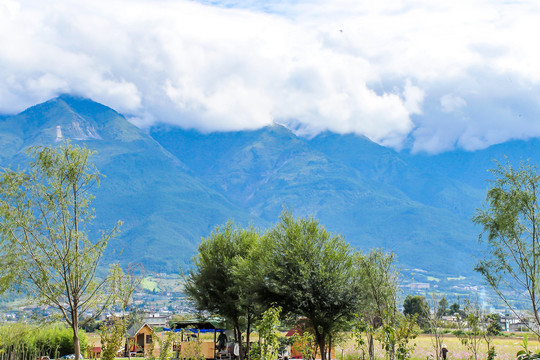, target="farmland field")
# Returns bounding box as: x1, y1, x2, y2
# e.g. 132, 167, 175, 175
337, 334, 538, 360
